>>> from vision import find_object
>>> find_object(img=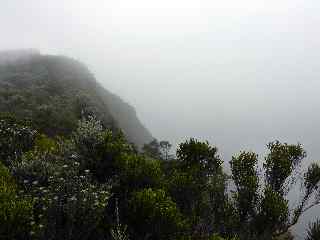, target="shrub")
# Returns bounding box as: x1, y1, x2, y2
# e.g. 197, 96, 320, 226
72, 116, 132, 182
0, 113, 37, 166
0, 162, 33, 239
13, 137, 111, 240
116, 154, 163, 192
128, 188, 187, 240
